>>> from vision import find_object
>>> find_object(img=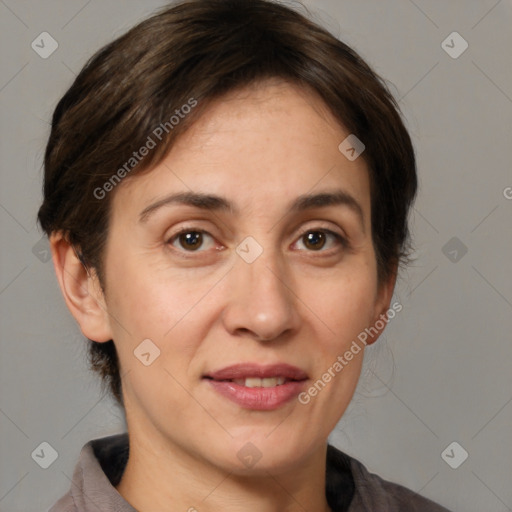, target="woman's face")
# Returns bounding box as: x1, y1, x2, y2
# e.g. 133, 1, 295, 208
99, 80, 393, 473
